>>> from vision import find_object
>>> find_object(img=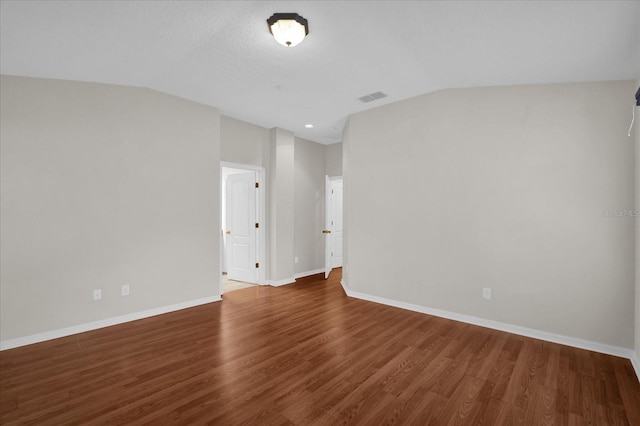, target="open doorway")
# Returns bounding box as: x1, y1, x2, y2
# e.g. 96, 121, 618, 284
324, 176, 343, 279
221, 162, 265, 294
